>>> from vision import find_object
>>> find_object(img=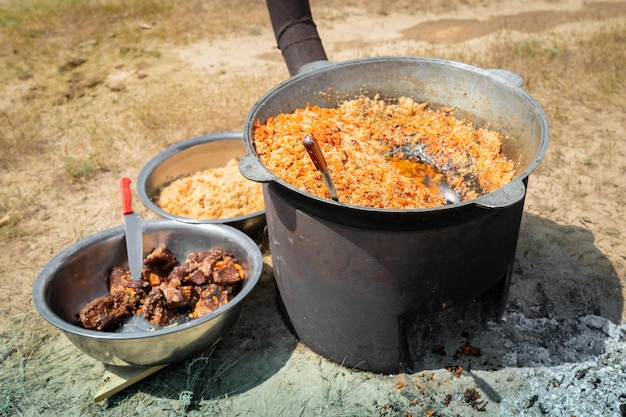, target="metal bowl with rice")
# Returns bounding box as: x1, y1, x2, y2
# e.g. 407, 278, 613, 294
137, 132, 266, 239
